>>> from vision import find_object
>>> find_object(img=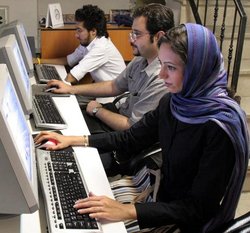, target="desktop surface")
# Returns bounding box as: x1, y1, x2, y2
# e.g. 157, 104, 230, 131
0, 64, 126, 233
